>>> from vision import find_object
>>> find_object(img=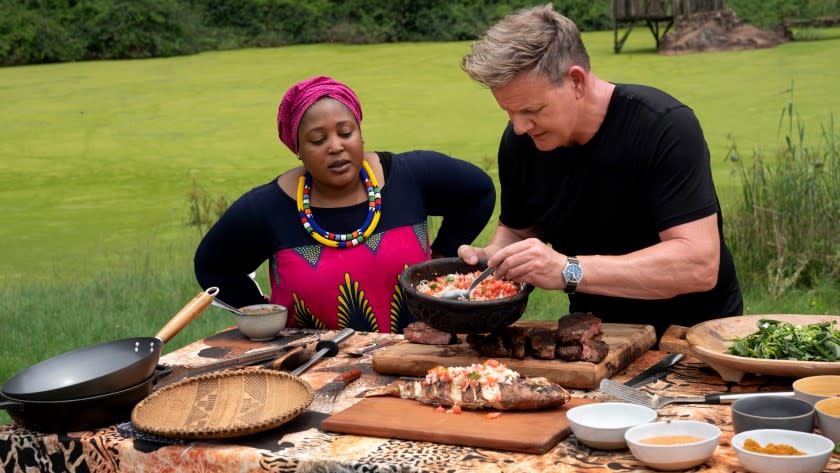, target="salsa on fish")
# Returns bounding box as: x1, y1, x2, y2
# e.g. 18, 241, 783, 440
363, 359, 571, 410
